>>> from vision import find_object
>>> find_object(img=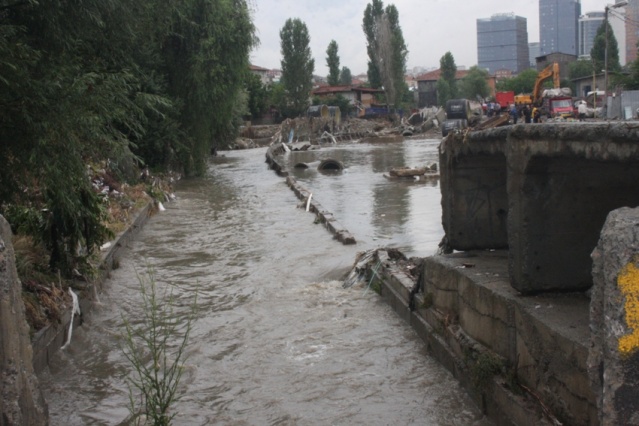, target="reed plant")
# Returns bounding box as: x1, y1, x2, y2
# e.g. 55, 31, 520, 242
122, 271, 196, 426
